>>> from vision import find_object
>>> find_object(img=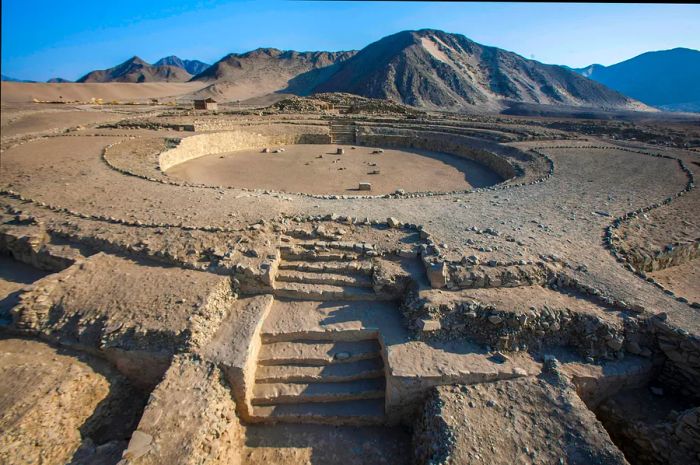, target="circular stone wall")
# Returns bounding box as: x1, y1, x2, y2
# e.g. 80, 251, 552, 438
164, 143, 504, 195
